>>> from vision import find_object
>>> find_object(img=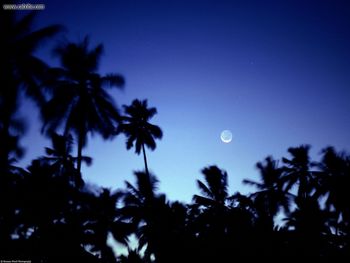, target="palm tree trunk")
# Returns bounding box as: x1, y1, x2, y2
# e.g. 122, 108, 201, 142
142, 143, 149, 176
63, 122, 70, 137
76, 128, 84, 173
